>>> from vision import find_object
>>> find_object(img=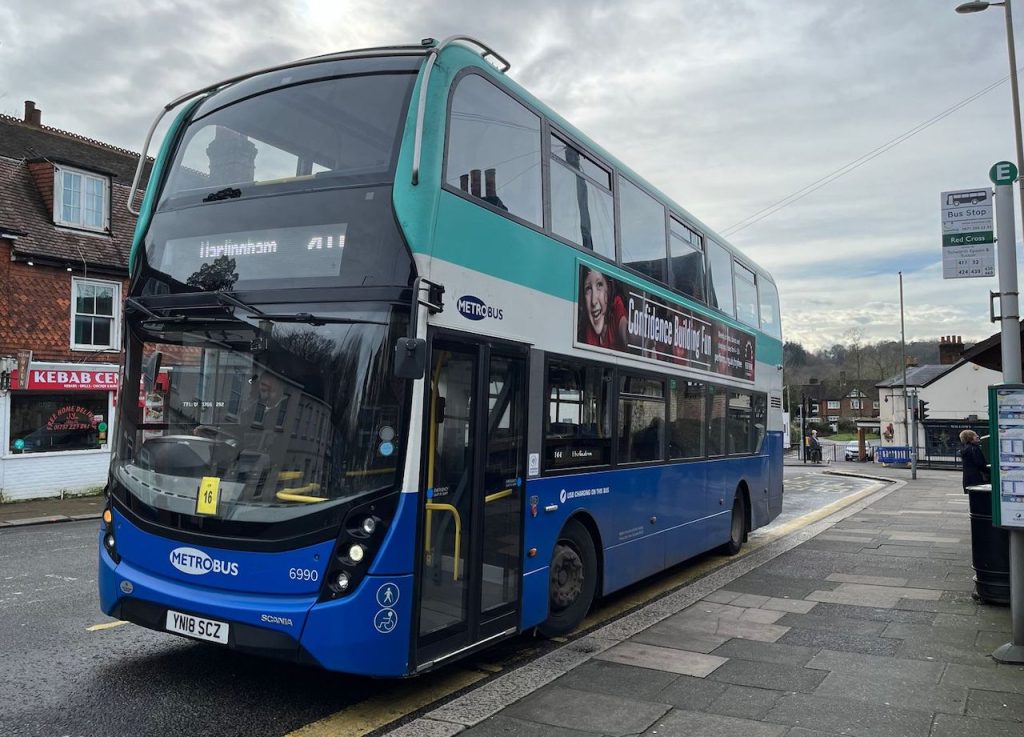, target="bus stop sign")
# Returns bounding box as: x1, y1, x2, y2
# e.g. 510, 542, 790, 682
991, 161, 1018, 186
